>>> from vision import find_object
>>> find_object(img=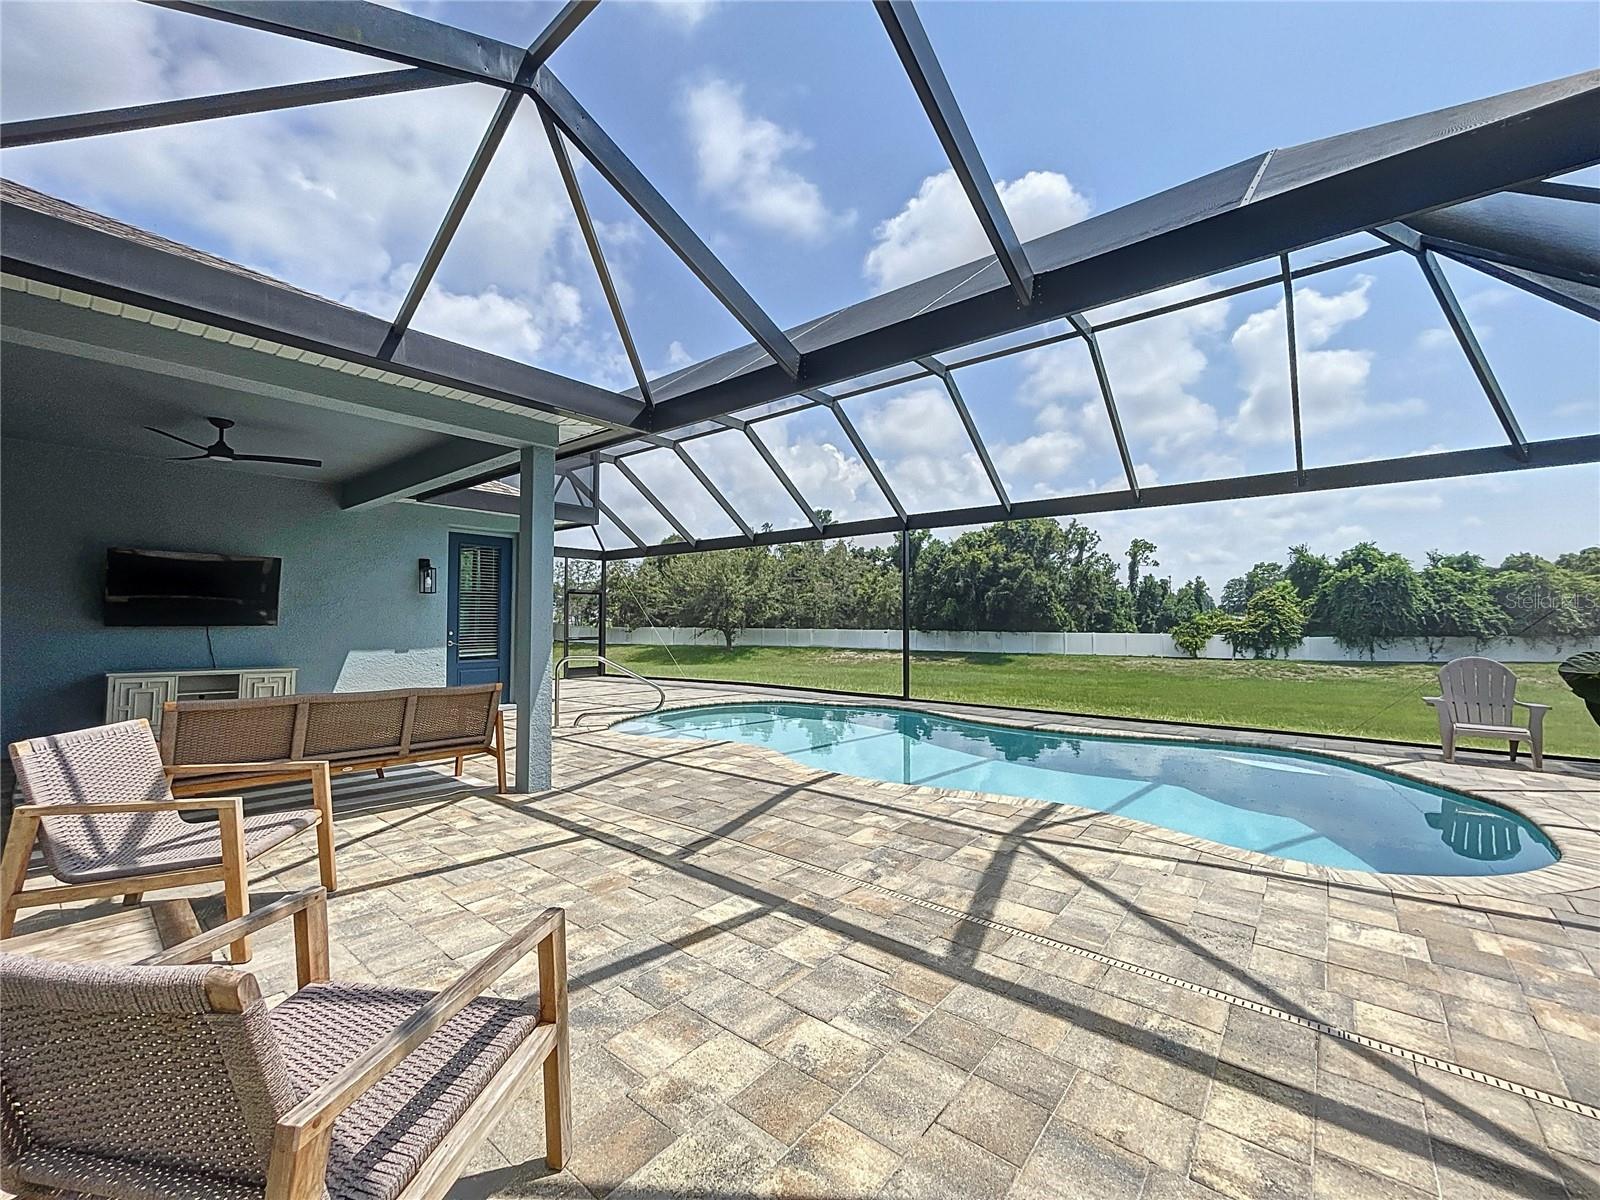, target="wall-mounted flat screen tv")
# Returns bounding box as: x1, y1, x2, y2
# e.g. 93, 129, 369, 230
104, 548, 281, 627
